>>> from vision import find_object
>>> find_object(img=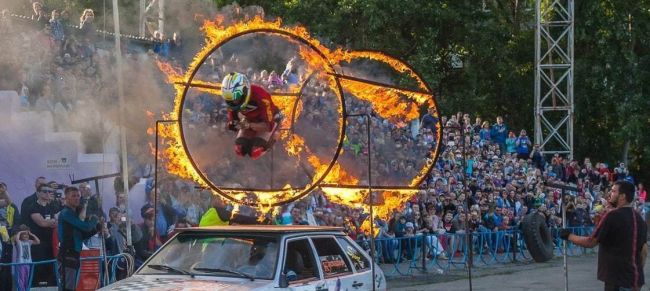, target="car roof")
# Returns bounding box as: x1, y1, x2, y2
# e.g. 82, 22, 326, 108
177, 225, 344, 234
